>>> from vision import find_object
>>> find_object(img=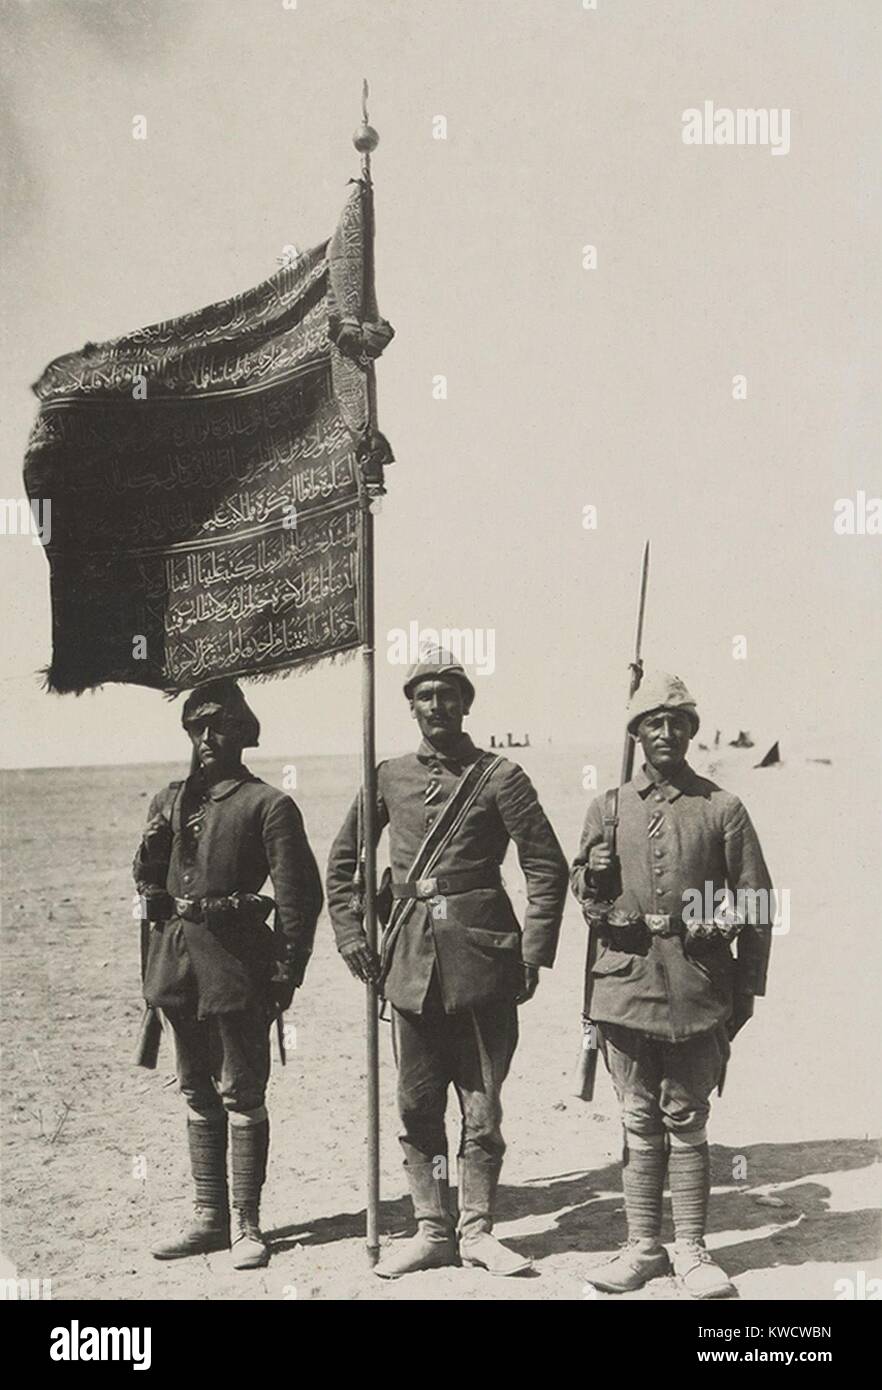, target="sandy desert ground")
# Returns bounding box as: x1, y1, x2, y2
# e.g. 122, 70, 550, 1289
1, 740, 880, 1301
